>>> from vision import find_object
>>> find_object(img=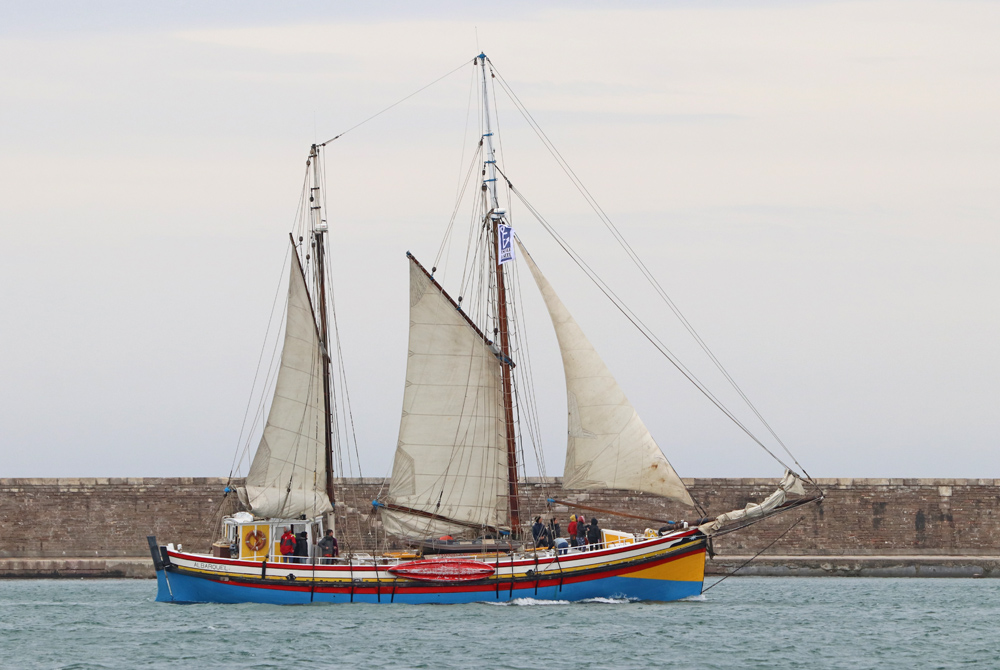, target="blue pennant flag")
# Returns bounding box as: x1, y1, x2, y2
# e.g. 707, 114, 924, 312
498, 224, 515, 265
